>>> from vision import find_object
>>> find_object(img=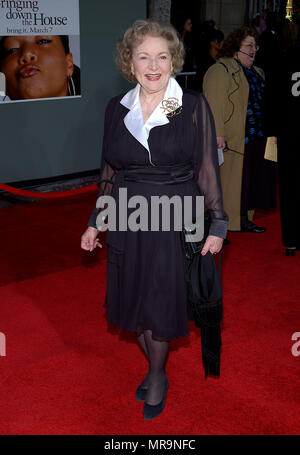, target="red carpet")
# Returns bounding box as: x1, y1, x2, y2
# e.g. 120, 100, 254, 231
0, 193, 299, 434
